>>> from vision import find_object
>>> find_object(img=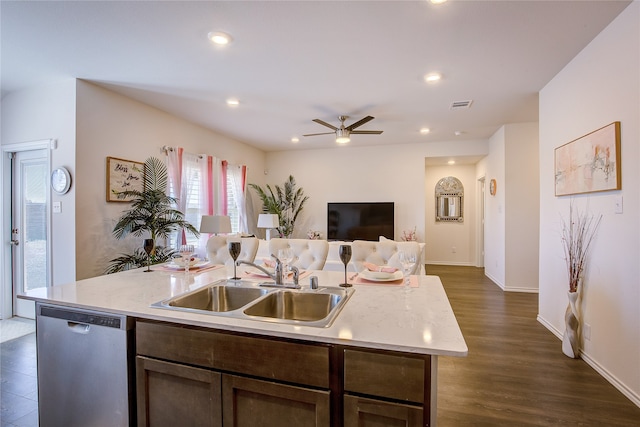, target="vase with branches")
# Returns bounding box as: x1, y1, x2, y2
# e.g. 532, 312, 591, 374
559, 200, 602, 358
105, 156, 199, 274
561, 201, 602, 293
249, 175, 309, 238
